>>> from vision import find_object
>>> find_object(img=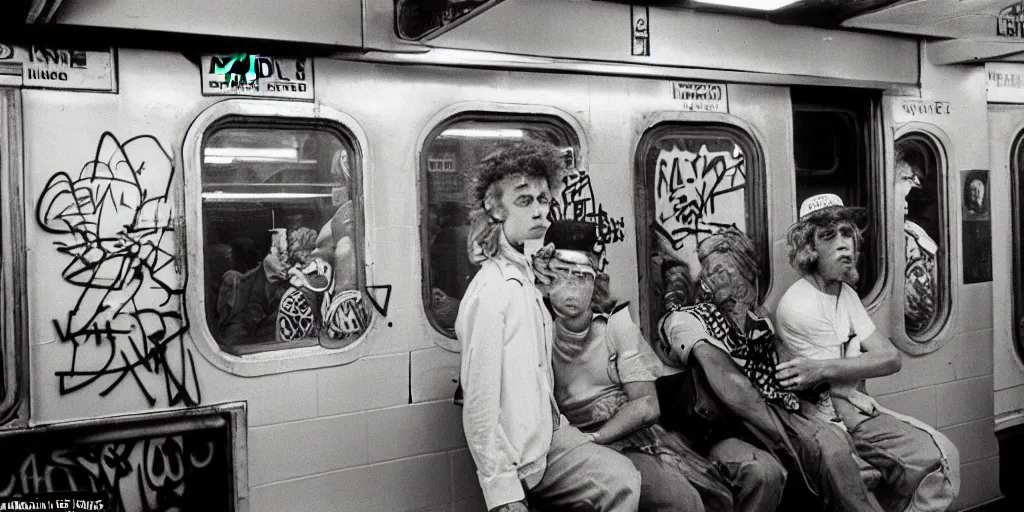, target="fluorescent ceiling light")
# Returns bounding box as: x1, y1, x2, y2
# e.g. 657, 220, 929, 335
693, 0, 800, 11
205, 147, 298, 159
442, 128, 525, 139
